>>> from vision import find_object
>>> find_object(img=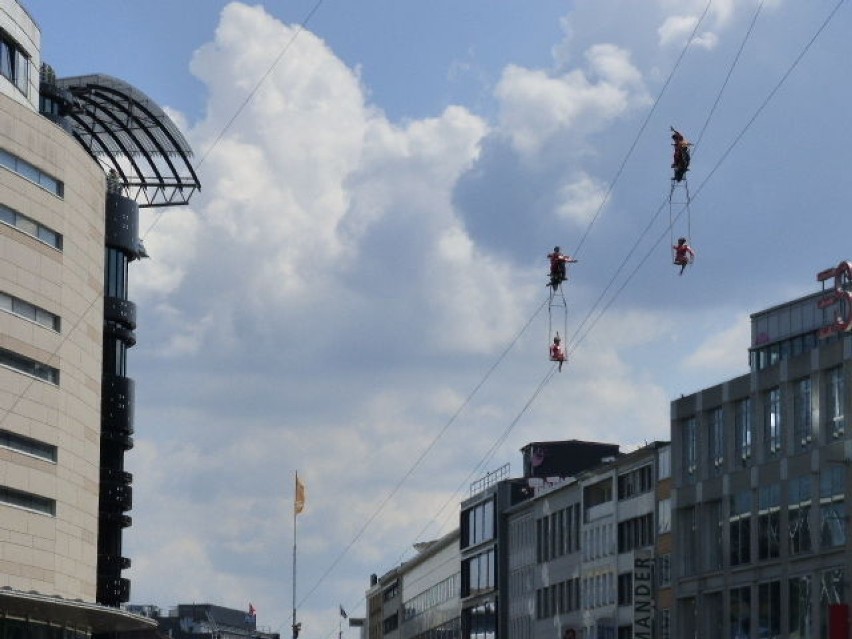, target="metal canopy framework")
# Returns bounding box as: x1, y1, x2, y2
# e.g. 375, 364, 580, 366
55, 74, 200, 208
